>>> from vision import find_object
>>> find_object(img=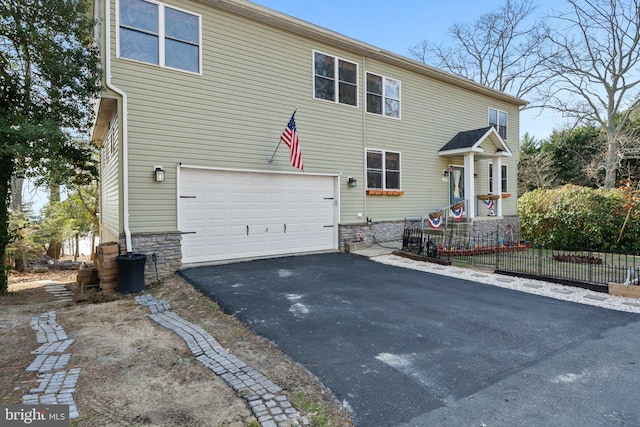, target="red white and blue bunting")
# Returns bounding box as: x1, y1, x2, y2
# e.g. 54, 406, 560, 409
427, 211, 444, 228
450, 203, 465, 220
483, 198, 494, 210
